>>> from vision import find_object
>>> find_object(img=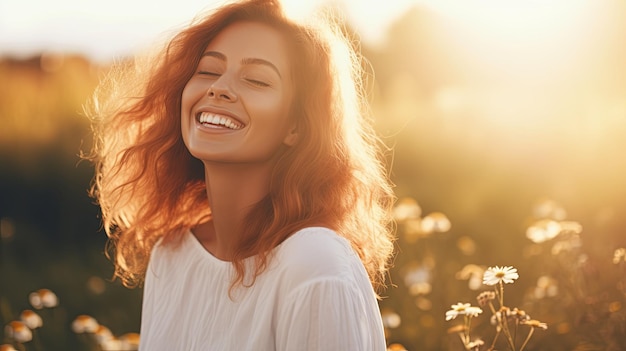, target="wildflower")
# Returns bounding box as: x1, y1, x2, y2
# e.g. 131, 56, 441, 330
456, 264, 485, 291
456, 264, 484, 279
403, 263, 431, 296
559, 221, 582, 234
465, 306, 482, 318
421, 212, 451, 233
19, 310, 42, 329
393, 198, 421, 221
526, 219, 561, 243
94, 325, 114, 344
445, 303, 482, 321
490, 313, 499, 326
29, 293, 43, 310
28, 288, 58, 309
39, 289, 58, 307
4, 321, 32, 343
476, 291, 496, 307
100, 338, 122, 351
521, 319, 548, 330
71, 315, 99, 333
0, 345, 17, 351
483, 266, 519, 285
465, 339, 485, 349
446, 303, 469, 321
490, 307, 507, 325
613, 248, 626, 264
381, 309, 401, 328
387, 344, 408, 351
119, 333, 140, 350
508, 308, 530, 323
